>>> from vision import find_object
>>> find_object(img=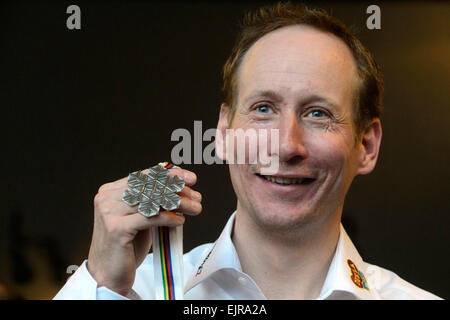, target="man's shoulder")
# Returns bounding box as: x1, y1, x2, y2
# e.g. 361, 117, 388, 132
362, 262, 442, 300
